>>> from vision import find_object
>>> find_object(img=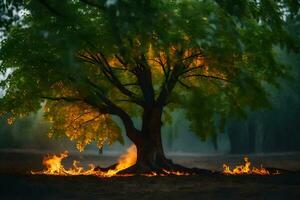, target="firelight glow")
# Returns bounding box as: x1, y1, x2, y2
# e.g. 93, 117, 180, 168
222, 157, 277, 175
31, 145, 189, 177
31, 145, 137, 177
32, 147, 278, 177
